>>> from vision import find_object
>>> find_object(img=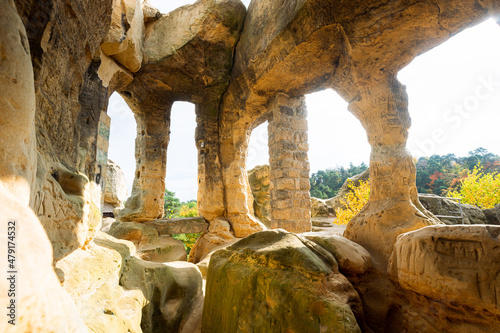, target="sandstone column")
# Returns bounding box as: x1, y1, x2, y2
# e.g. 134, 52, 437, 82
219, 105, 266, 238
195, 104, 225, 221
0, 0, 37, 205
344, 78, 438, 262
117, 102, 171, 221
268, 95, 311, 233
